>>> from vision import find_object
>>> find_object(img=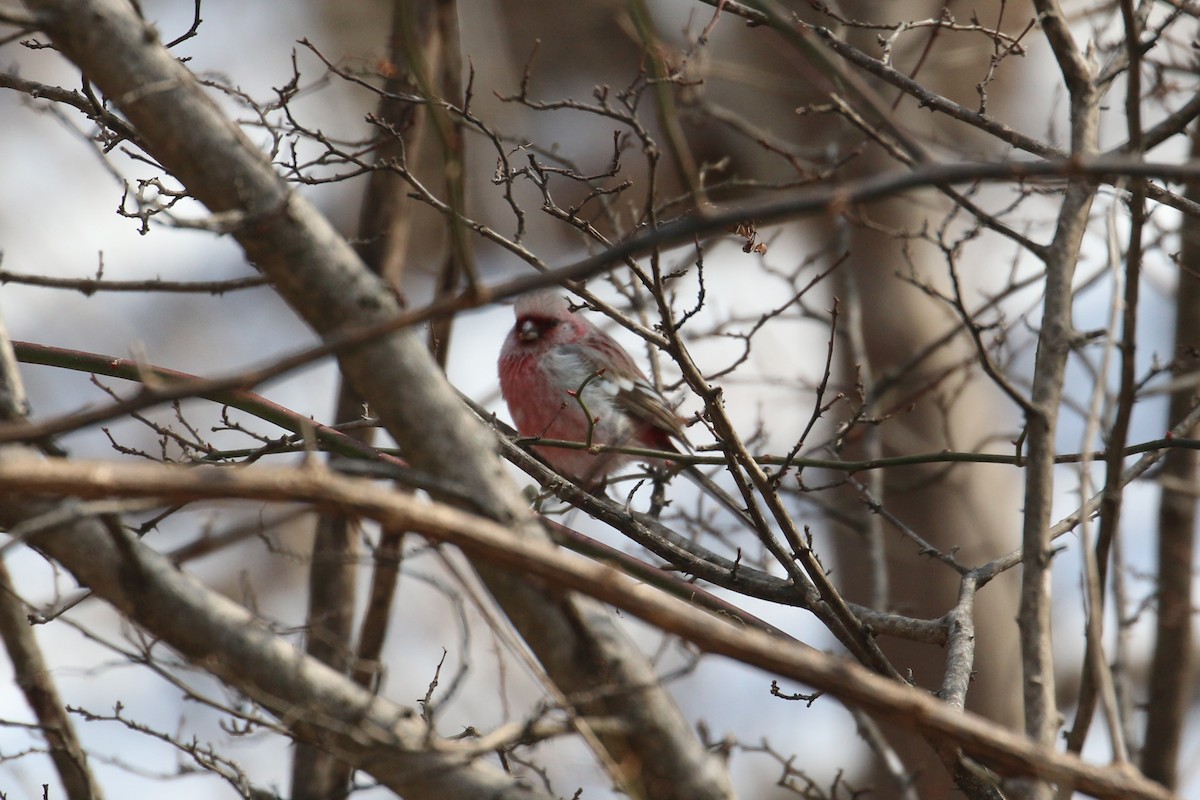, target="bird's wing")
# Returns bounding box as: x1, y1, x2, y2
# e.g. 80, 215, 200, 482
565, 335, 688, 443
613, 374, 688, 443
